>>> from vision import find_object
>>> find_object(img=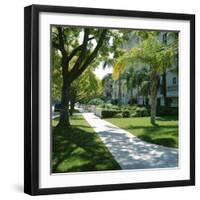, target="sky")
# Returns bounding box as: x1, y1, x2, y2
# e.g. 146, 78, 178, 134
93, 63, 113, 80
